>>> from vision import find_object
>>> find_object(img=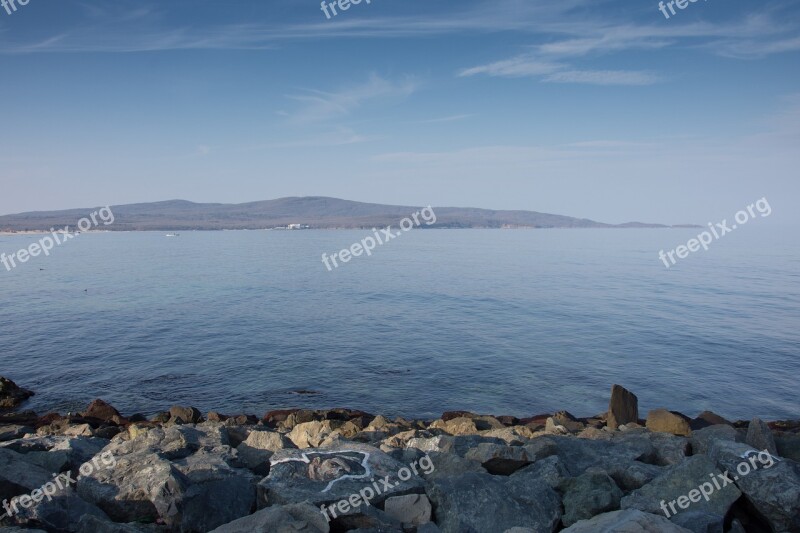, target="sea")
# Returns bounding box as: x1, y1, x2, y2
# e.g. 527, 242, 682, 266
1, 227, 798, 421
